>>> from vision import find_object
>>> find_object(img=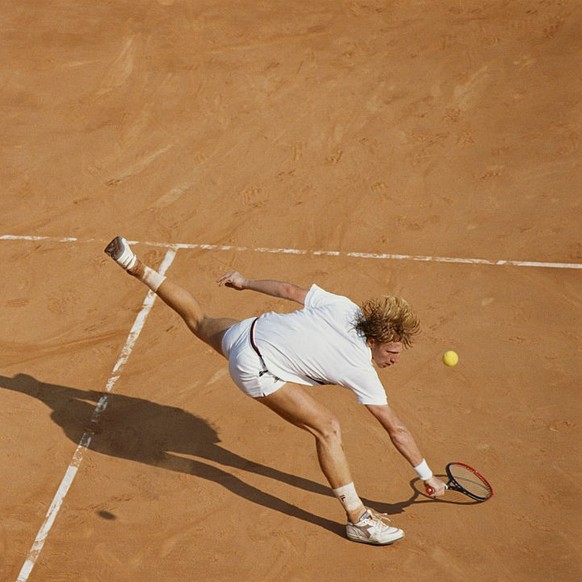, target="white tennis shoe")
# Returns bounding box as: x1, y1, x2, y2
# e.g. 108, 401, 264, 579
346, 508, 405, 545
104, 236, 137, 271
